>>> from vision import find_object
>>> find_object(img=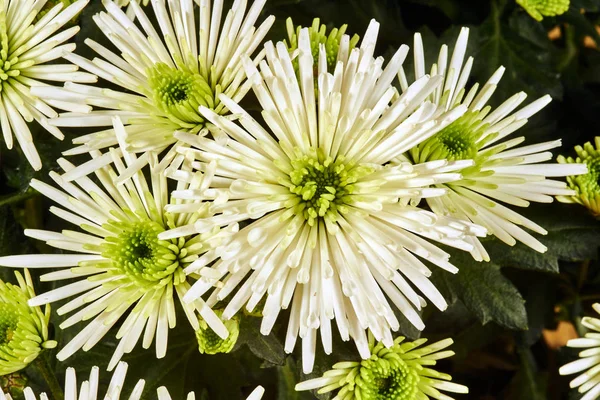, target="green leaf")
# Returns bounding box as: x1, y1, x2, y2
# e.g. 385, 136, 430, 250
571, 0, 600, 12
469, 0, 562, 105
277, 359, 314, 400
433, 249, 528, 330
0, 205, 35, 258
237, 316, 286, 366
